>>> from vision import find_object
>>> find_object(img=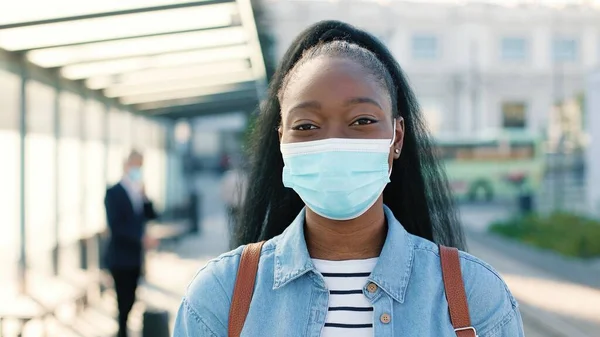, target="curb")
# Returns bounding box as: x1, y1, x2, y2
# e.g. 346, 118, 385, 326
465, 229, 599, 337
518, 301, 591, 337
465, 229, 600, 289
